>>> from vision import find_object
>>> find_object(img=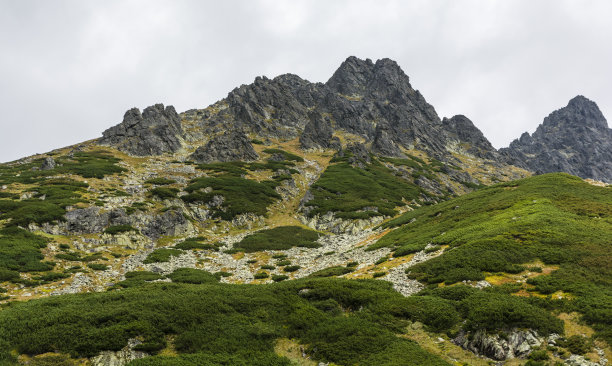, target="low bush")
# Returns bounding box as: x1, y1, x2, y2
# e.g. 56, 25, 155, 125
104, 225, 138, 235
149, 187, 179, 200
143, 249, 183, 264
234, 226, 320, 252
309, 266, 353, 278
